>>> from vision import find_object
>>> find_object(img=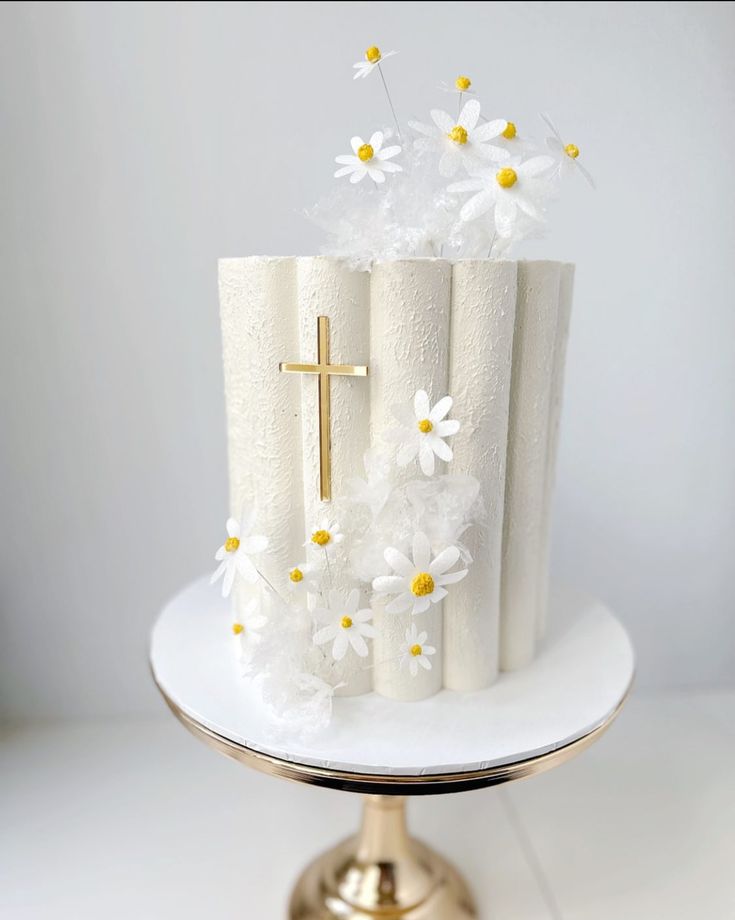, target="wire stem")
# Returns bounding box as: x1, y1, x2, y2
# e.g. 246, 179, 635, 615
377, 62, 401, 139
